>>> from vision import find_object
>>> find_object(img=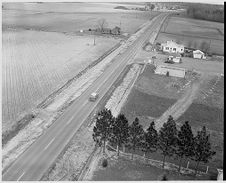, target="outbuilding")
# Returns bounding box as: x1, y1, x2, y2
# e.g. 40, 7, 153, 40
193, 50, 206, 59
111, 26, 121, 35
155, 65, 186, 78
